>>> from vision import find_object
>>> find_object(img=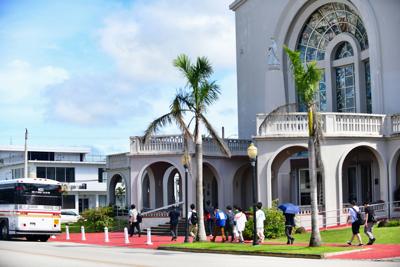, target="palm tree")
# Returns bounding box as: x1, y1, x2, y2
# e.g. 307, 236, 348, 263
143, 54, 231, 241
284, 46, 323, 247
